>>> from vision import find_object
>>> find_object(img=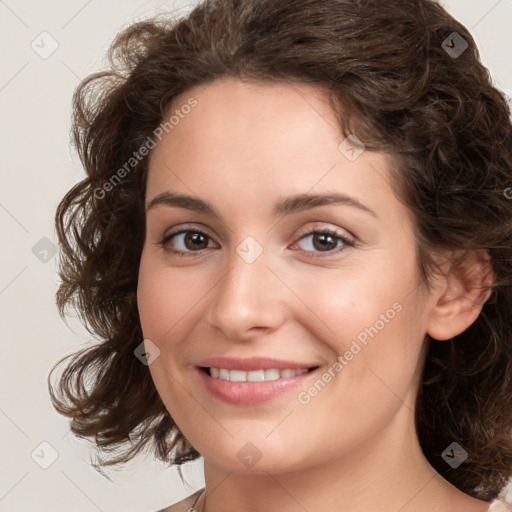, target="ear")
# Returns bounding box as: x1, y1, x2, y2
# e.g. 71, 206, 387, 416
426, 249, 494, 341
